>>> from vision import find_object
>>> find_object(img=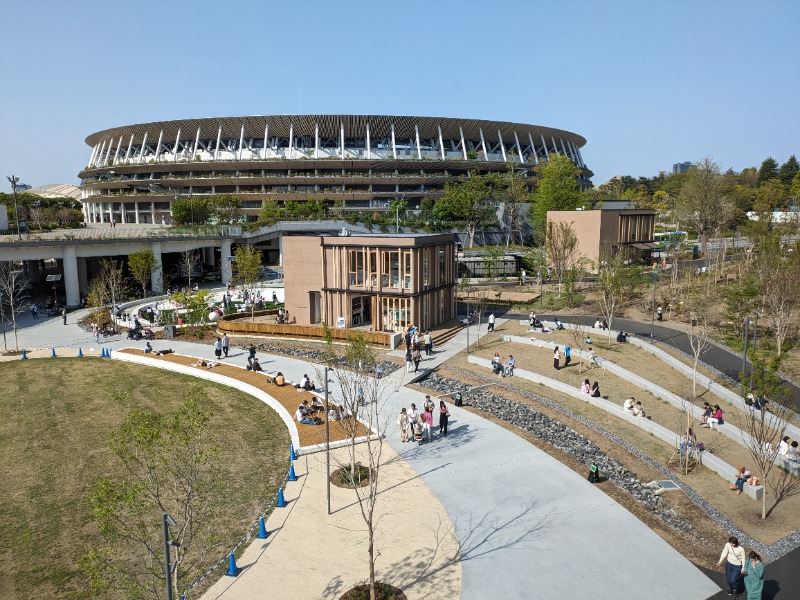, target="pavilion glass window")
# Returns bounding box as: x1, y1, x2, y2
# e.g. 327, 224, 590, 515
349, 250, 365, 286
381, 297, 410, 332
